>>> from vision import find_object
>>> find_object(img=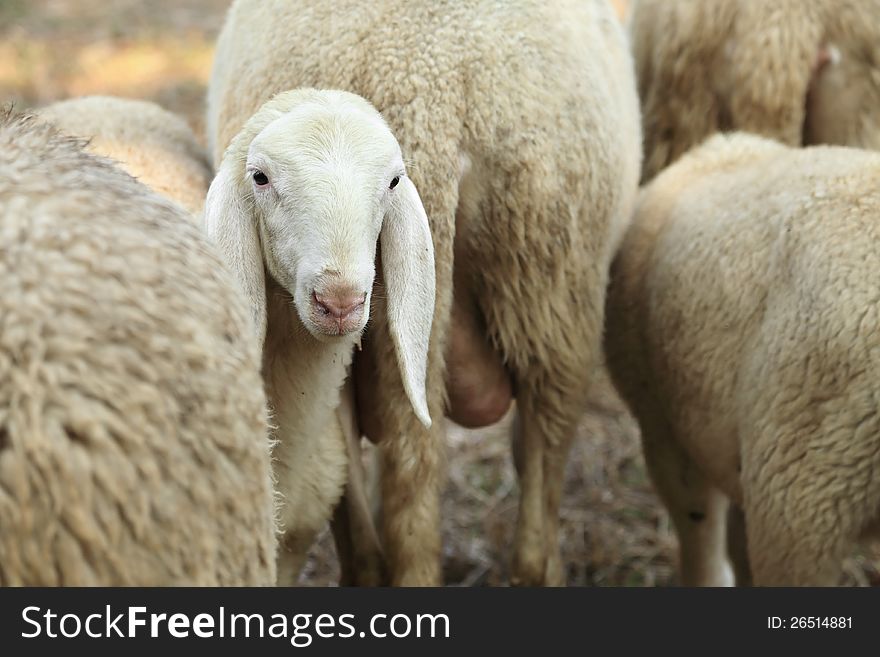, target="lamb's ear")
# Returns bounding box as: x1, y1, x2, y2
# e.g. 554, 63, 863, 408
204, 156, 267, 350
380, 175, 435, 428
